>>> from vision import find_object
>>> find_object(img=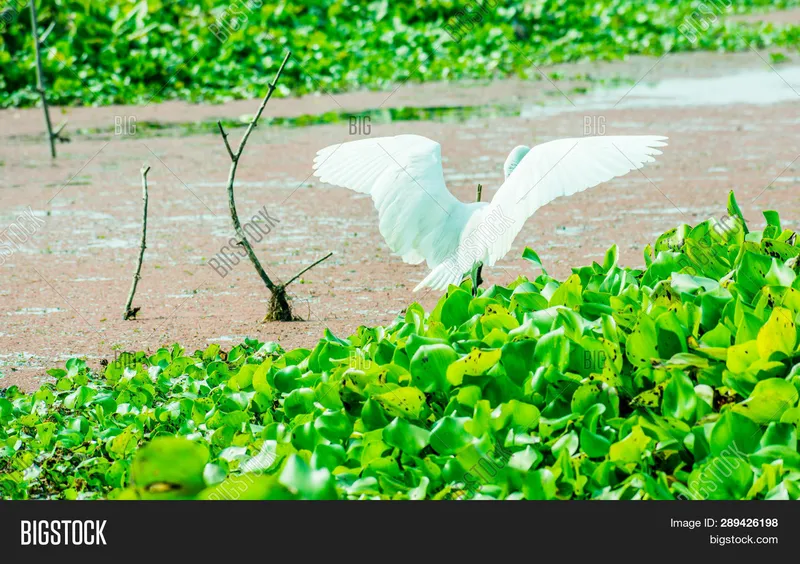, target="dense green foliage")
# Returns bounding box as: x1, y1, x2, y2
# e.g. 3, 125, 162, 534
2, 193, 800, 500
1, 0, 800, 107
